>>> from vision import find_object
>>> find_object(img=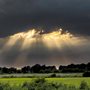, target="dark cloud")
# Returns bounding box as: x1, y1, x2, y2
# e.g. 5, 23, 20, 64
0, 0, 90, 67
0, 0, 90, 37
